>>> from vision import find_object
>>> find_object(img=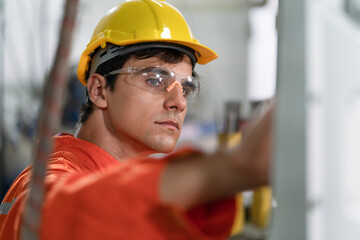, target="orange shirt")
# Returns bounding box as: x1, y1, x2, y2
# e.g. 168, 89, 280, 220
0, 133, 235, 239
